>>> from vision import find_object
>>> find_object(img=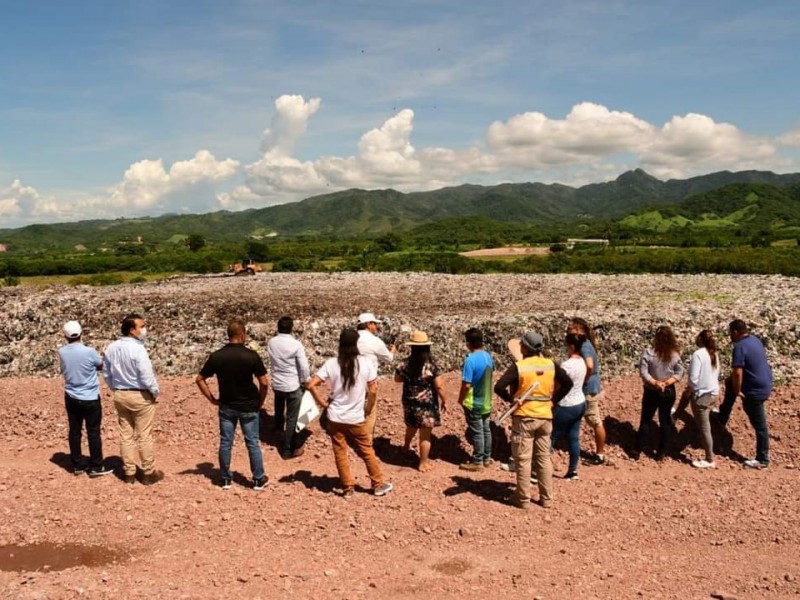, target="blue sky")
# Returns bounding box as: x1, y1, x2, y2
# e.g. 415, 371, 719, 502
1, 0, 799, 226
